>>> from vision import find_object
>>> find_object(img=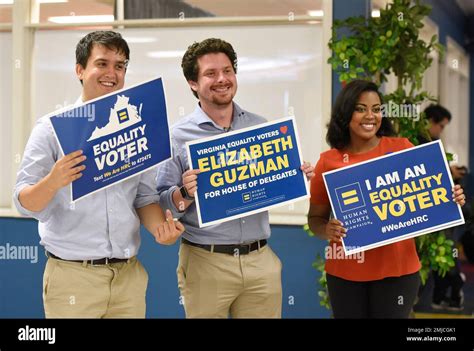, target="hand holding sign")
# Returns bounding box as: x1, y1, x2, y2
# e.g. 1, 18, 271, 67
301, 161, 314, 181
182, 169, 200, 198
323, 218, 347, 243
186, 117, 309, 227
49, 77, 171, 202
323, 140, 465, 255
452, 184, 466, 206
46, 150, 87, 191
